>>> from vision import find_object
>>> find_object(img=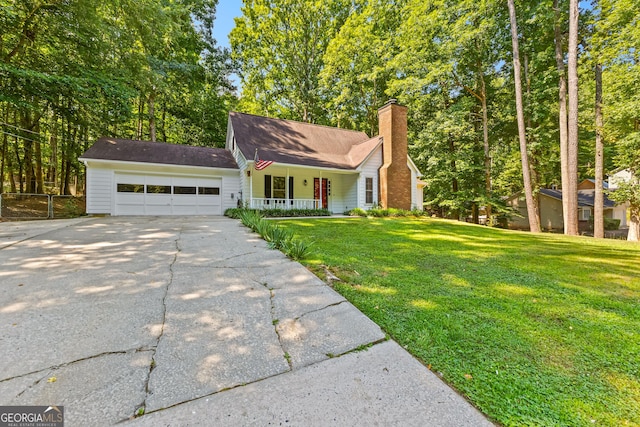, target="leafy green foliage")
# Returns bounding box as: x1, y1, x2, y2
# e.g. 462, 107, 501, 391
230, 0, 351, 123
230, 0, 639, 229
225, 208, 330, 218
232, 208, 313, 259
278, 217, 640, 425
1, 0, 234, 195
280, 239, 313, 261
346, 207, 427, 218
